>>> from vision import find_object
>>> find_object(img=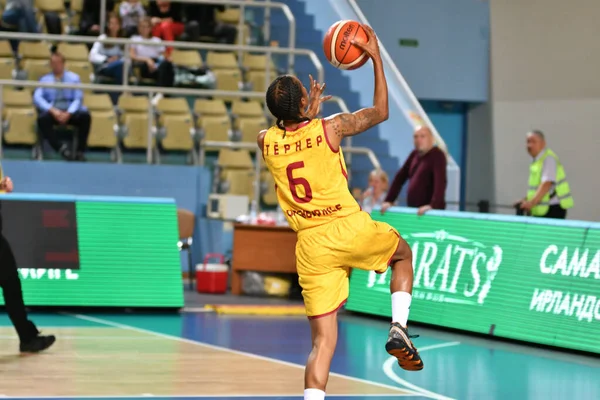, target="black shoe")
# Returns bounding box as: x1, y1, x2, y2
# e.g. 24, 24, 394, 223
385, 323, 423, 371
20, 334, 56, 353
